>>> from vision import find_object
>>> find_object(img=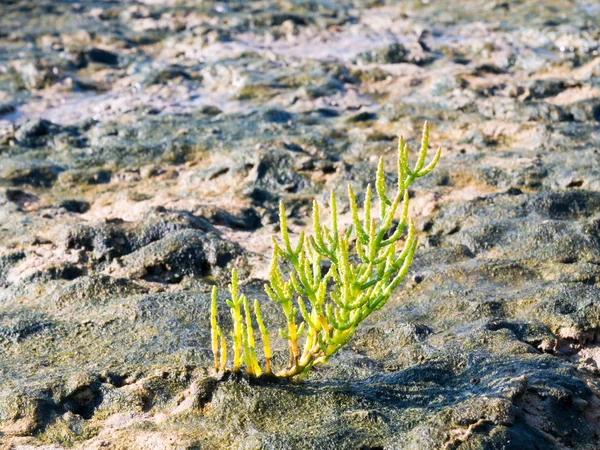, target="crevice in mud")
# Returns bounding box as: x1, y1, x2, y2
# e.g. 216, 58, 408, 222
26, 372, 149, 436
560, 256, 578, 264
48, 264, 85, 281
141, 391, 155, 413
2, 0, 600, 447
141, 260, 212, 284
60, 383, 104, 420
98, 371, 126, 388
567, 180, 584, 188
